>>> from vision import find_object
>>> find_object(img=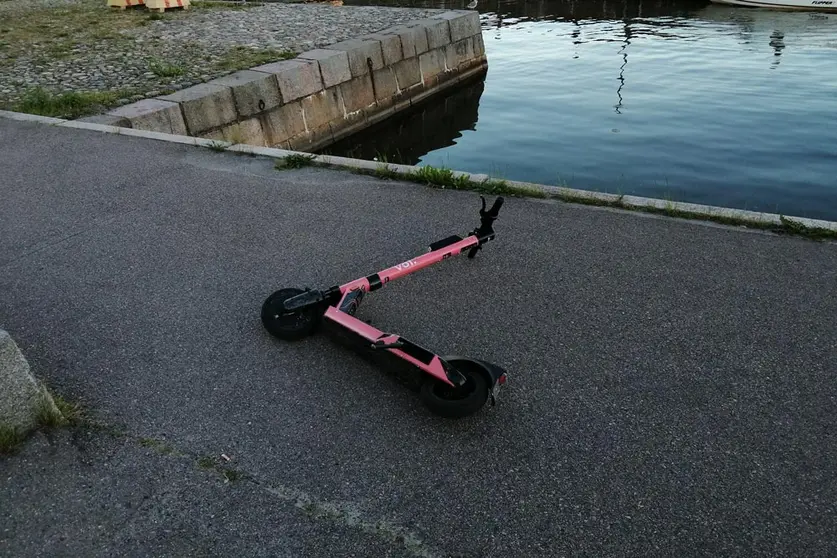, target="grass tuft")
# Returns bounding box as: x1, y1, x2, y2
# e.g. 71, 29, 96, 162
342, 163, 835, 241
222, 468, 243, 482
53, 394, 83, 425
215, 46, 296, 72
359, 163, 547, 199
0, 425, 26, 456
477, 177, 548, 199
374, 164, 400, 180
410, 166, 471, 190
139, 437, 176, 455
776, 215, 835, 240
191, 0, 265, 9
276, 153, 316, 169
197, 455, 216, 469
149, 59, 184, 77
207, 140, 228, 152
549, 192, 837, 241
14, 87, 126, 118
34, 392, 65, 429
